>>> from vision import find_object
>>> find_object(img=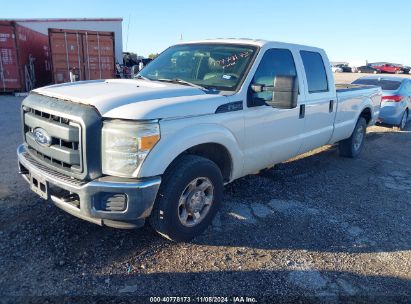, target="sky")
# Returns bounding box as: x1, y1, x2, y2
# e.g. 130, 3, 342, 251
2, 0, 411, 65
